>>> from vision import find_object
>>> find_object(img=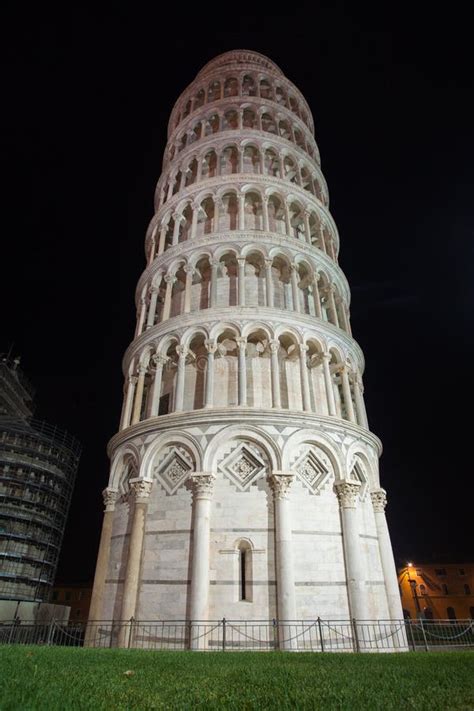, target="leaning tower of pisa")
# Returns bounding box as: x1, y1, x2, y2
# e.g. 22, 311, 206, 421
89, 50, 403, 636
